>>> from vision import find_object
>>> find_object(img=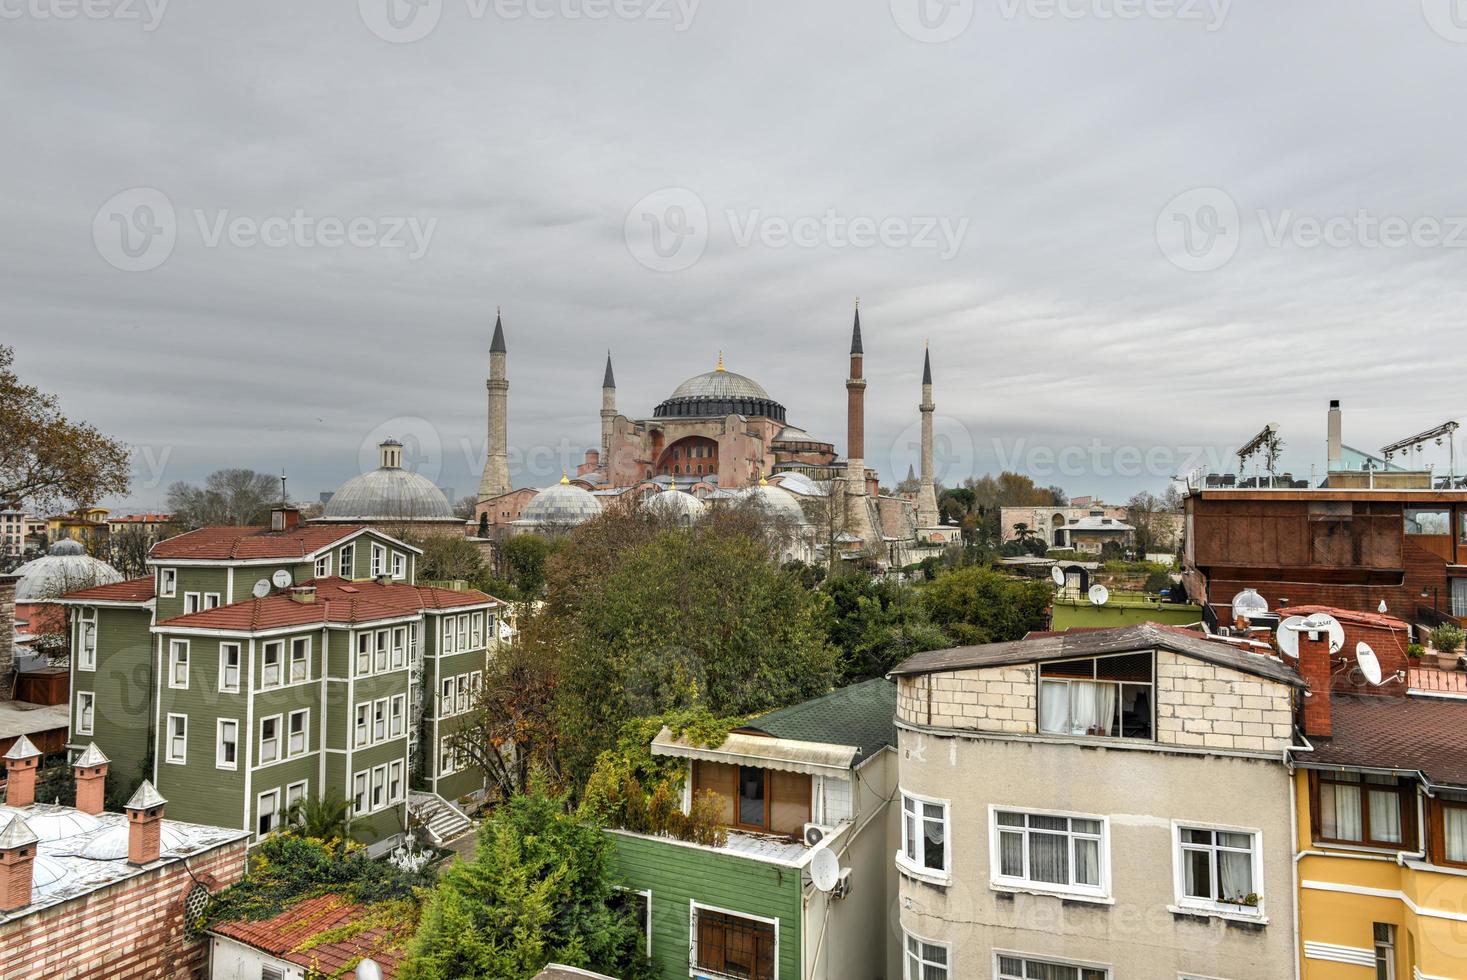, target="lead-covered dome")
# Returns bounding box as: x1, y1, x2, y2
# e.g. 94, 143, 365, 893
517, 479, 603, 528
643, 488, 707, 524
321, 440, 456, 522
738, 483, 807, 524
654, 359, 786, 423
15, 540, 123, 602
